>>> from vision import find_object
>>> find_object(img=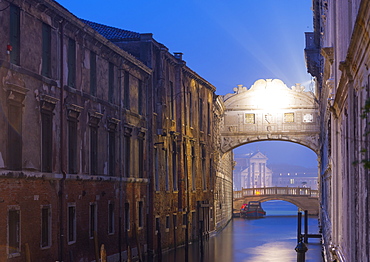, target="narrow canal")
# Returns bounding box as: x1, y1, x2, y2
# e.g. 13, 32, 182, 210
160, 201, 323, 262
